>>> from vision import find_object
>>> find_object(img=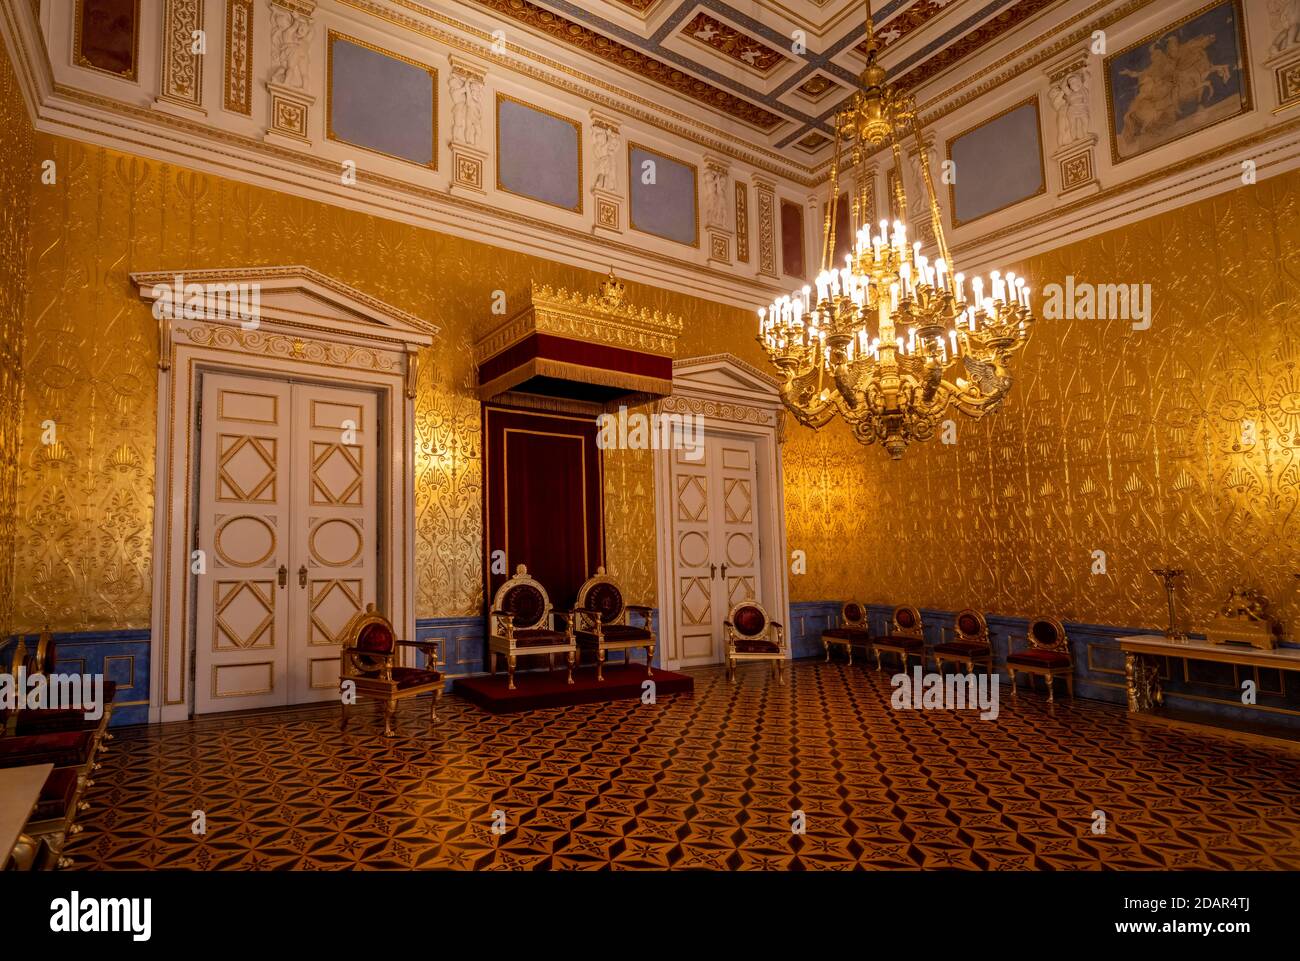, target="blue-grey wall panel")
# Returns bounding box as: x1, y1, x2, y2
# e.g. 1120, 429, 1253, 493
628, 145, 698, 246
328, 34, 436, 168
496, 95, 582, 212
948, 98, 1045, 226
